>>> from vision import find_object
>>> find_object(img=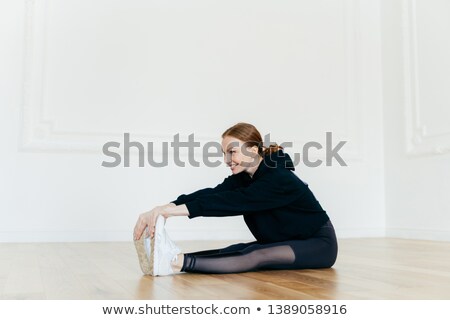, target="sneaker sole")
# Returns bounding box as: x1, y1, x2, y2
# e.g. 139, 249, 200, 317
134, 233, 155, 276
